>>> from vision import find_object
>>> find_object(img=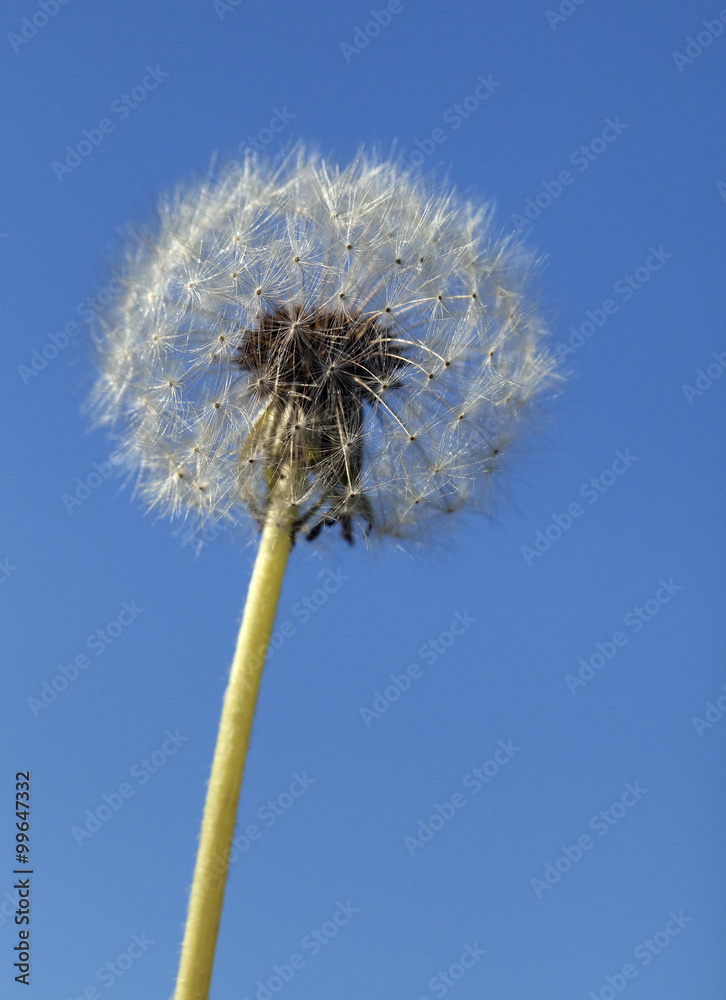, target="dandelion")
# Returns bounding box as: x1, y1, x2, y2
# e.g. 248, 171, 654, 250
90, 144, 558, 1000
